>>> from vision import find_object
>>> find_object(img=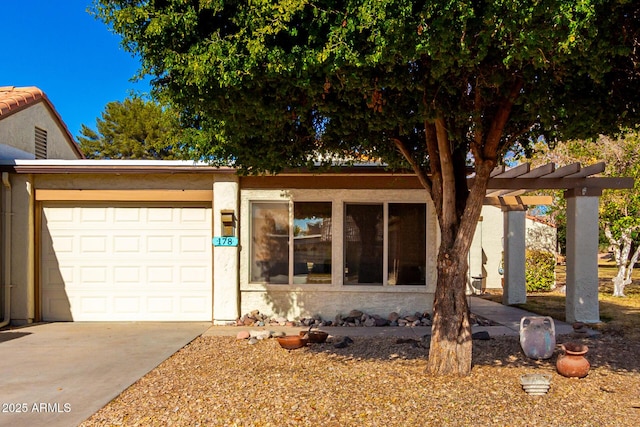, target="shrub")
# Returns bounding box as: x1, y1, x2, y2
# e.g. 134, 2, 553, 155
525, 249, 556, 292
